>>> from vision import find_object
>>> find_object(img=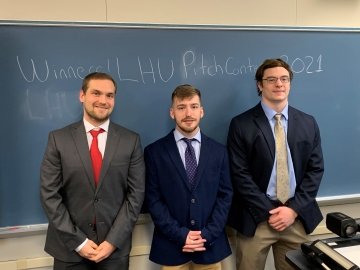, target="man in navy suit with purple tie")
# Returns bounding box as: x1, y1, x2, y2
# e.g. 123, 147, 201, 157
145, 84, 233, 270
